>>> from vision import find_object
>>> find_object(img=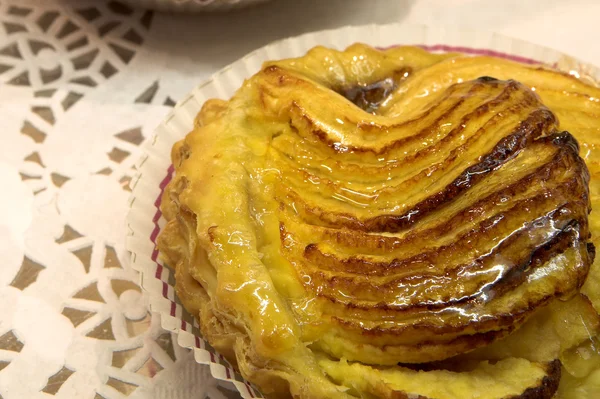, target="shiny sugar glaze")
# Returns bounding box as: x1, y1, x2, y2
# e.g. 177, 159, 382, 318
158, 44, 600, 399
